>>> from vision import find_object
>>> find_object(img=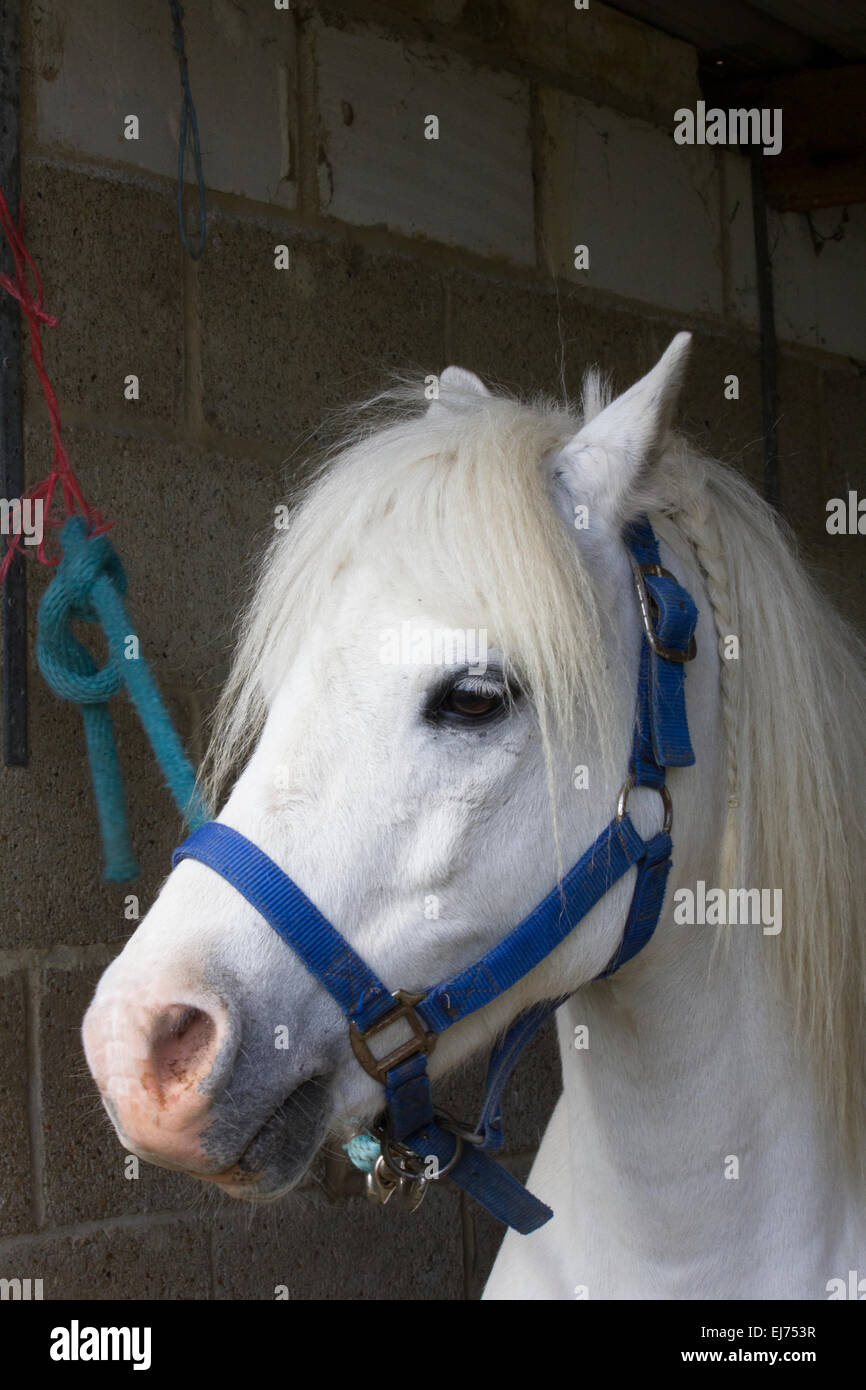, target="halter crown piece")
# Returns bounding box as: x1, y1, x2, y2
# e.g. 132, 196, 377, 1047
173, 516, 698, 1234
